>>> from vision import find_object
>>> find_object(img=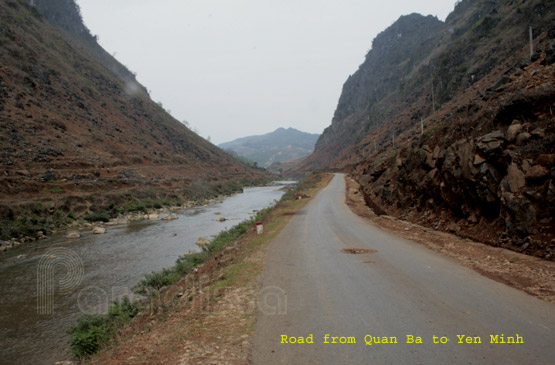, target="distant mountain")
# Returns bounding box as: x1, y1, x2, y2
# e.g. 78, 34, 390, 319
219, 128, 319, 167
